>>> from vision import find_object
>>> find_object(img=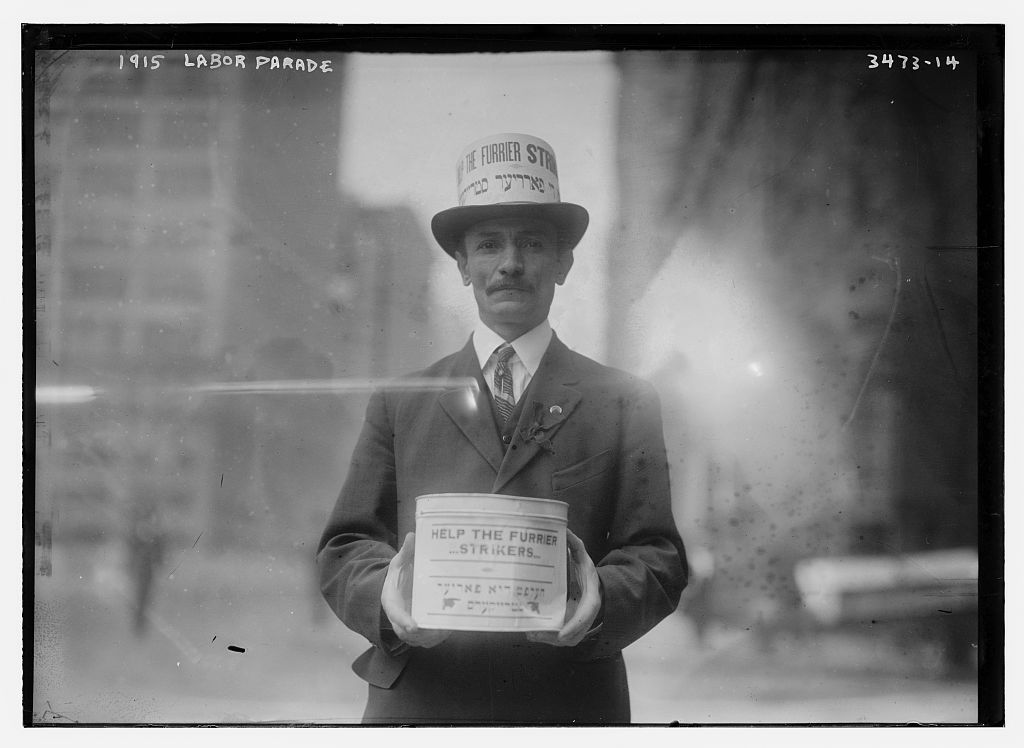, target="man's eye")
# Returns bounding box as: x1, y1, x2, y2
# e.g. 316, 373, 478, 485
476, 240, 498, 251
520, 239, 544, 249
